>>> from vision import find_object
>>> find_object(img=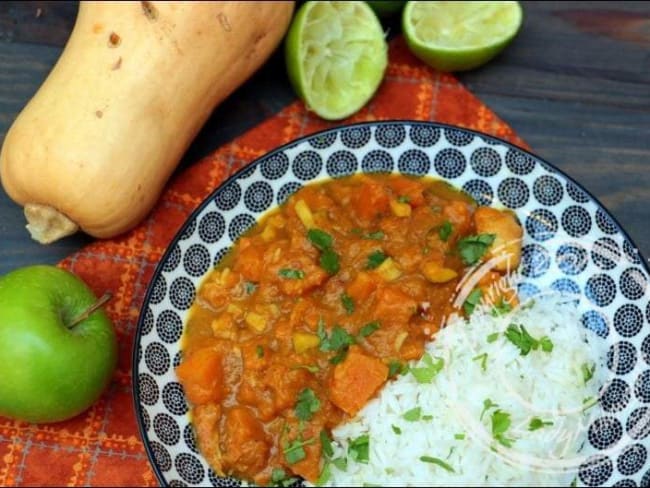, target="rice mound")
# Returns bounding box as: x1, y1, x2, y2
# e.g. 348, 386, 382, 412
324, 295, 608, 487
